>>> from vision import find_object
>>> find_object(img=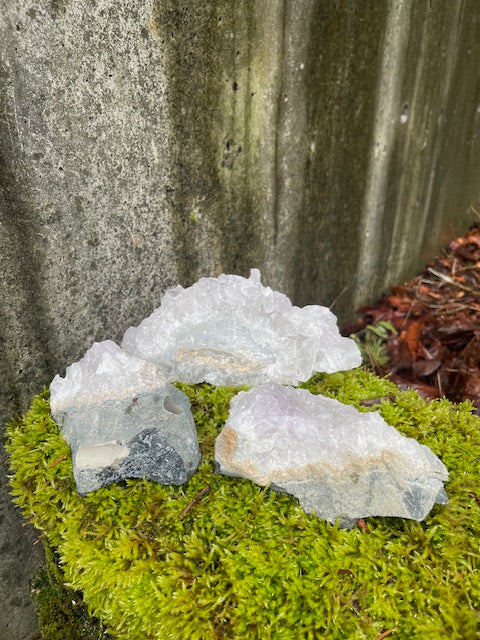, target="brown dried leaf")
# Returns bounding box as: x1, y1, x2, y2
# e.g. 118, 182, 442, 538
388, 374, 442, 399
347, 223, 480, 407
356, 518, 370, 532
411, 359, 442, 377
